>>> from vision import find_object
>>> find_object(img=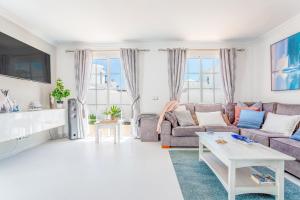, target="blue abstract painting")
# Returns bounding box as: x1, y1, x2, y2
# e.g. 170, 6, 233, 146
271, 32, 300, 91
